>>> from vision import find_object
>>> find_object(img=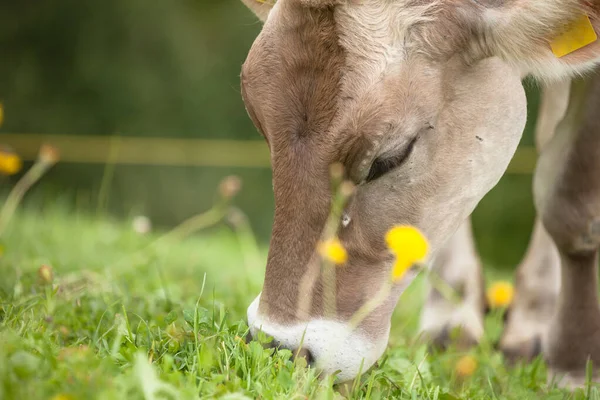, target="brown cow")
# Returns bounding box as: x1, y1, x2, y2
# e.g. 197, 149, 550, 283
240, 0, 600, 387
